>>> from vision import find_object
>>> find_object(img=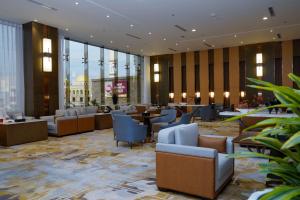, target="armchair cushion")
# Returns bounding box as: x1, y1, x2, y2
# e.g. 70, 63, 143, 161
175, 123, 198, 146
157, 124, 185, 144
198, 135, 227, 153
156, 143, 217, 158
